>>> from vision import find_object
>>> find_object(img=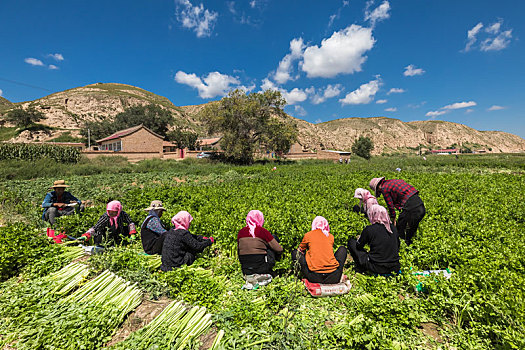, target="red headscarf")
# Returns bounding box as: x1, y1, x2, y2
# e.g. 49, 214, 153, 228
246, 210, 264, 237
106, 201, 122, 228
171, 211, 193, 230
